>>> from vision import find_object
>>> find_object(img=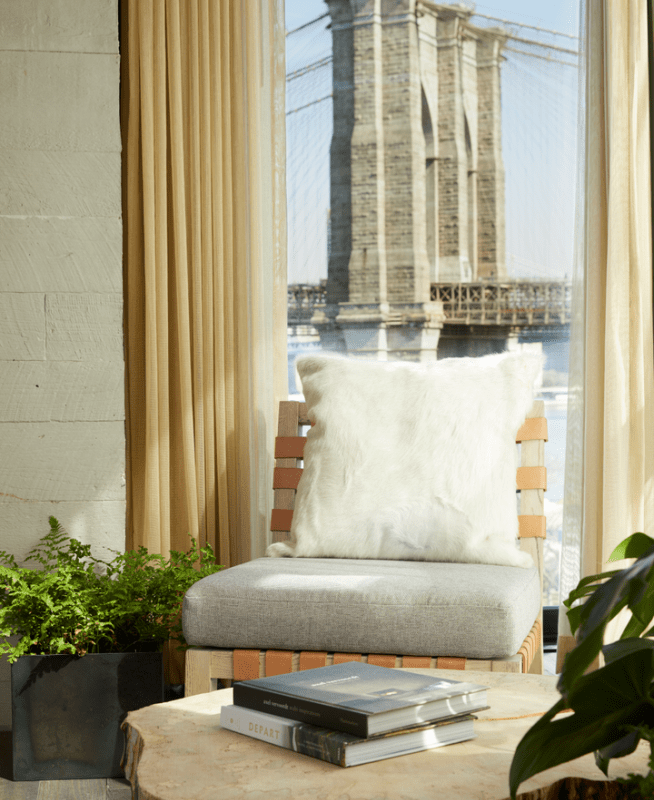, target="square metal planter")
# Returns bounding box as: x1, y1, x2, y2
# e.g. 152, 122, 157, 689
11, 652, 164, 780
